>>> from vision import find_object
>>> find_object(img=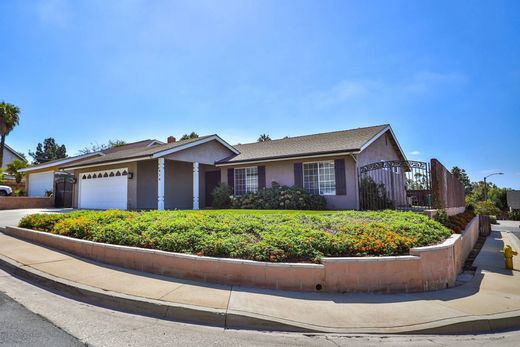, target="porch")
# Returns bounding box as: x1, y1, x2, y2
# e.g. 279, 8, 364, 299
138, 158, 221, 210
